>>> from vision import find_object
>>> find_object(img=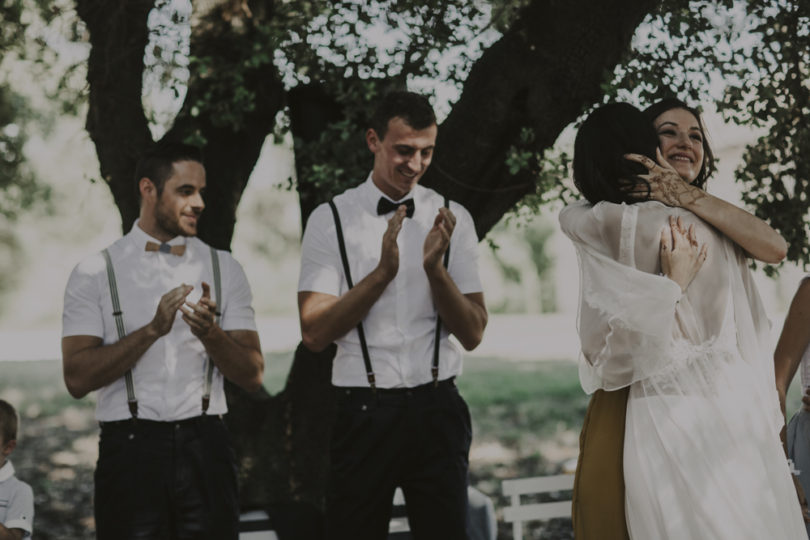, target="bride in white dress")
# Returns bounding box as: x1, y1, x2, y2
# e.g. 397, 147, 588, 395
560, 101, 806, 539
